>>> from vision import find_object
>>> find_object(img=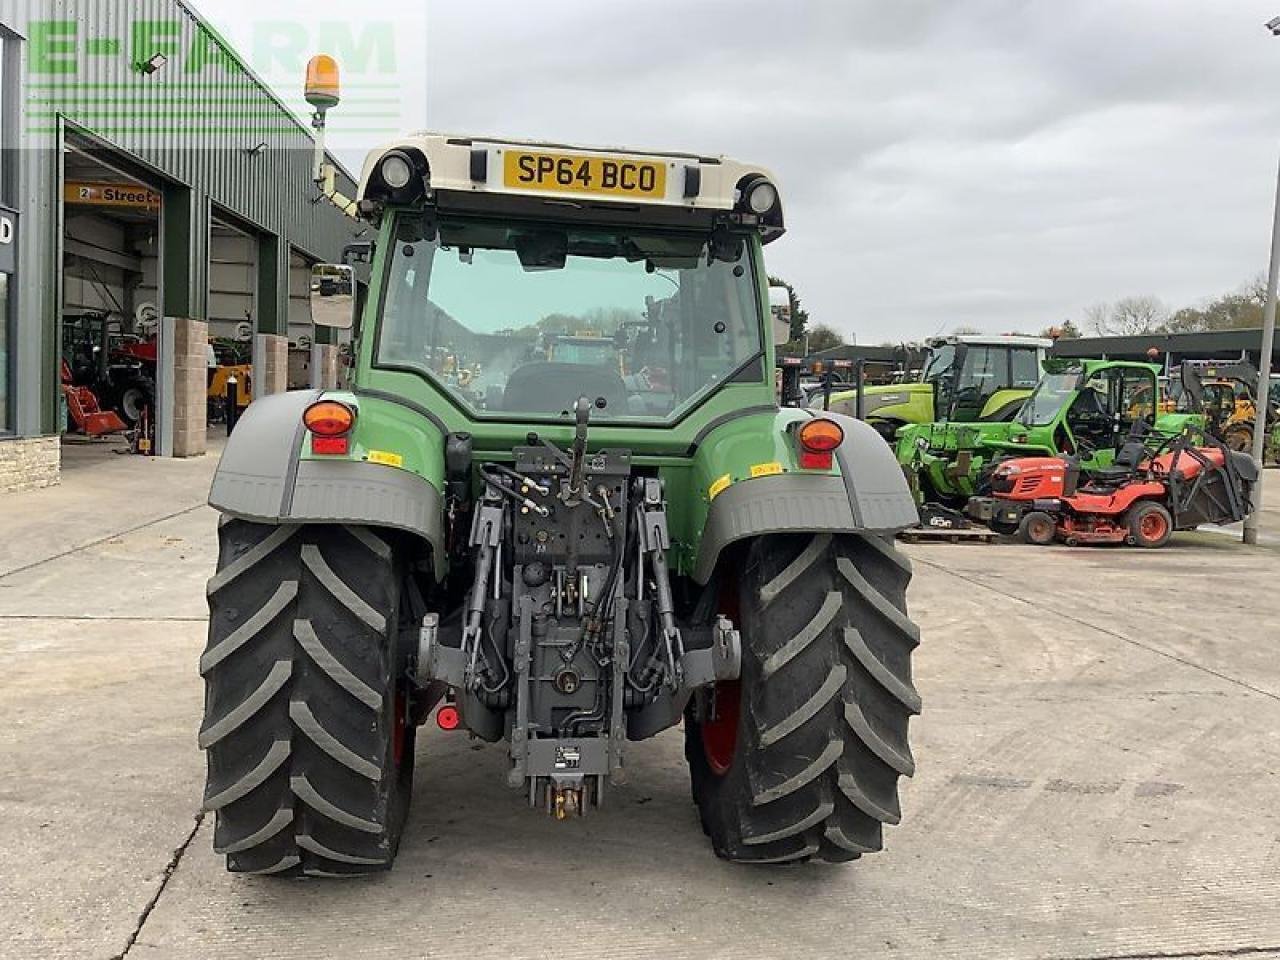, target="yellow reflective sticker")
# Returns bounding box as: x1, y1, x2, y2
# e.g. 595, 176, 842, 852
708, 473, 732, 500
367, 450, 404, 468
750, 461, 784, 478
